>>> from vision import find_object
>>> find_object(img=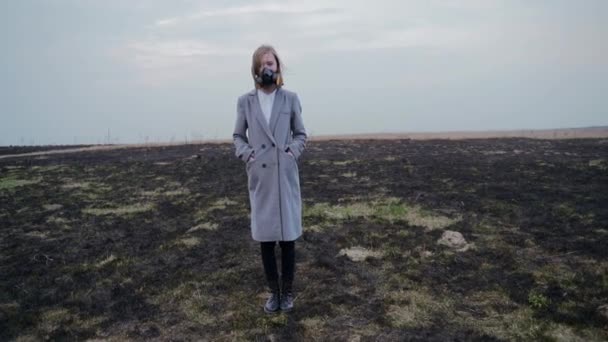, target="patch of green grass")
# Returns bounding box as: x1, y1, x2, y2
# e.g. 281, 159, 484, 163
31, 305, 105, 337
186, 222, 218, 233
471, 218, 500, 234
260, 313, 289, 328
43, 204, 63, 211
149, 281, 216, 326
75, 254, 133, 272
333, 160, 358, 166
95, 254, 118, 268
38, 307, 72, 335
139, 189, 161, 197
528, 290, 550, 310
439, 178, 454, 187
178, 237, 201, 248
210, 197, 238, 209
340, 171, 357, 178
82, 203, 154, 216
224, 292, 290, 337
480, 307, 547, 340
396, 230, 412, 238
553, 203, 577, 218
140, 187, 190, 197
304, 202, 370, 219
62, 181, 111, 203
0, 302, 20, 323
158, 235, 203, 251
164, 188, 190, 196
482, 150, 507, 155
194, 197, 242, 224
300, 316, 328, 339
403, 164, 414, 173
385, 288, 454, 329
383, 245, 403, 259
483, 199, 519, 217
339, 246, 382, 262
32, 165, 66, 172
208, 268, 244, 288
450, 288, 605, 341
531, 262, 577, 292
588, 159, 606, 169
0, 175, 41, 190
24, 230, 50, 239
306, 224, 326, 233
76, 190, 104, 201
304, 198, 460, 230
195, 198, 240, 219
545, 324, 607, 342
307, 159, 331, 166
448, 290, 550, 340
